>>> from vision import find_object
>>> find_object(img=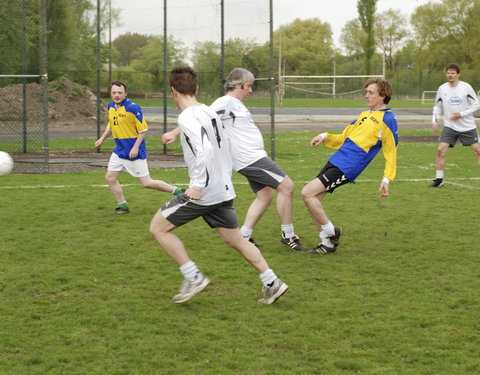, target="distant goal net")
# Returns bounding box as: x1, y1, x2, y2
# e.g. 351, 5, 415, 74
277, 75, 384, 106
